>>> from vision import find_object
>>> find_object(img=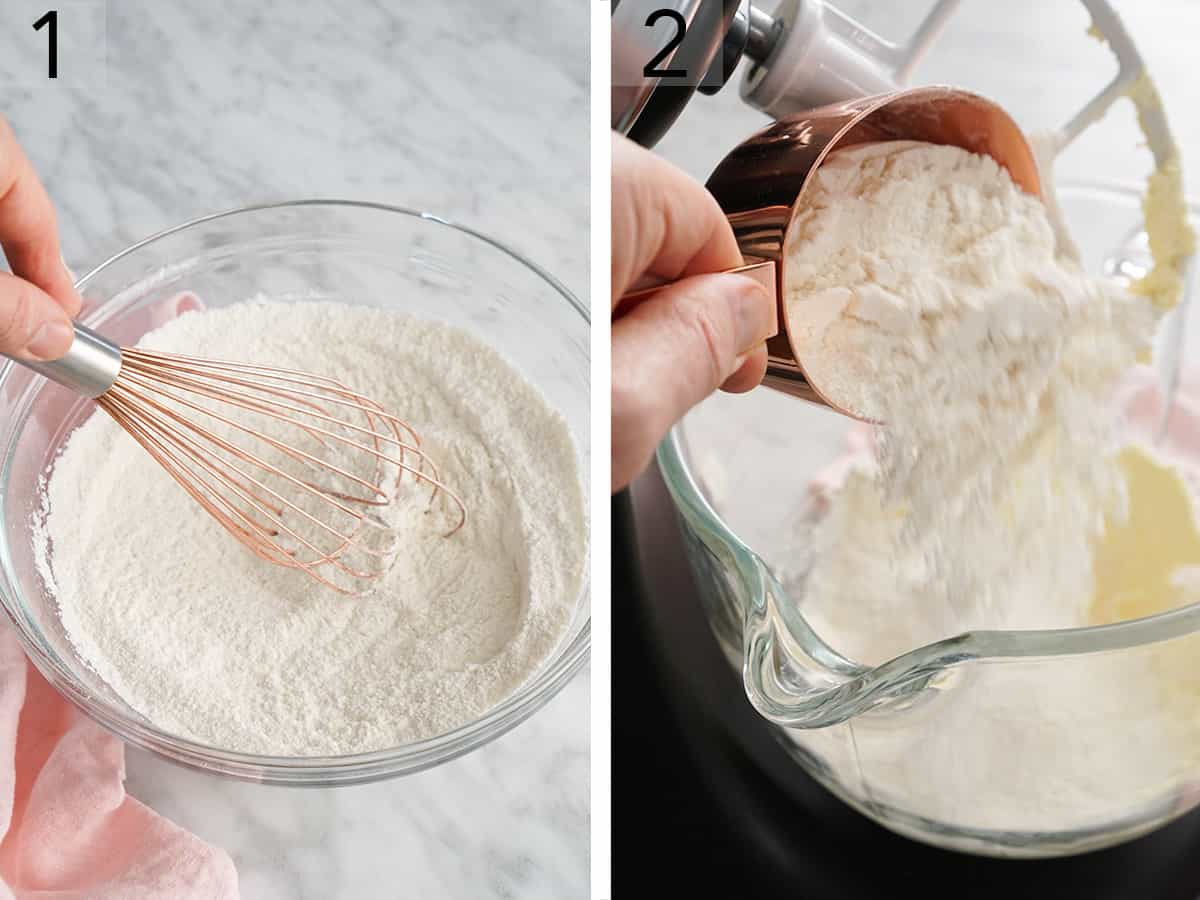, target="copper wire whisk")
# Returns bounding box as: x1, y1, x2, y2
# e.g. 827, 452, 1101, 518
11, 322, 466, 595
